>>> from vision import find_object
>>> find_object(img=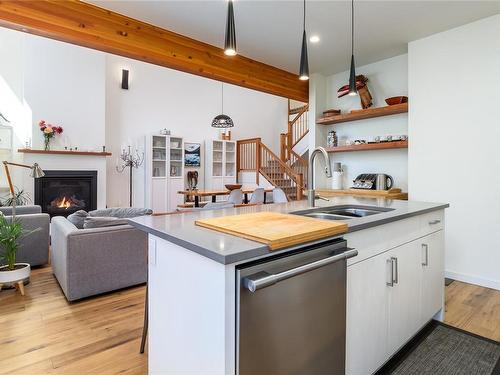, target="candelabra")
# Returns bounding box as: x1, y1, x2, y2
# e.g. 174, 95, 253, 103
116, 145, 144, 207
